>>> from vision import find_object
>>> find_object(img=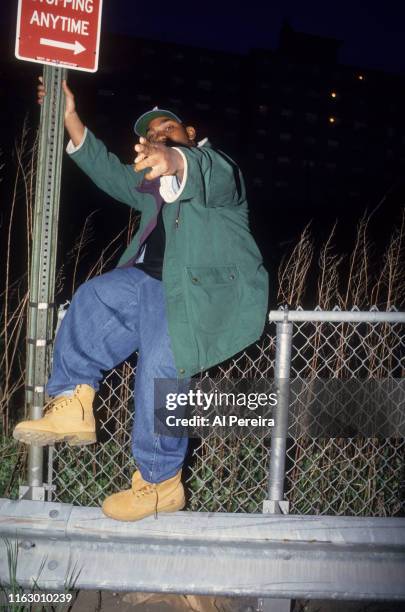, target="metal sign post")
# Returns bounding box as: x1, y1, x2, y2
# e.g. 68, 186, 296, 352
20, 65, 67, 501
15, 0, 103, 501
